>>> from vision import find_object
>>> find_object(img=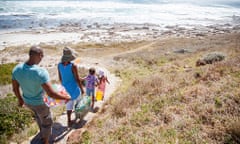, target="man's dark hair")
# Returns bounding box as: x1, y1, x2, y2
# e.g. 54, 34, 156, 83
29, 46, 43, 56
